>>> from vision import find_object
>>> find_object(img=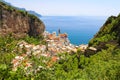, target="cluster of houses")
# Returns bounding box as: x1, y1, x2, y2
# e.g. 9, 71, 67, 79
43, 31, 78, 54
11, 31, 96, 71
11, 53, 32, 71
